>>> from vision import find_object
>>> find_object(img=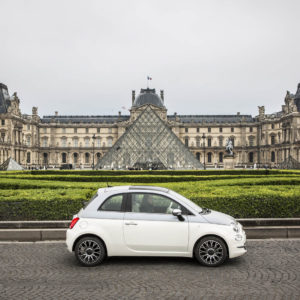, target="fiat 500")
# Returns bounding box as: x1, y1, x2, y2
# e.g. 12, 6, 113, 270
66, 185, 246, 267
